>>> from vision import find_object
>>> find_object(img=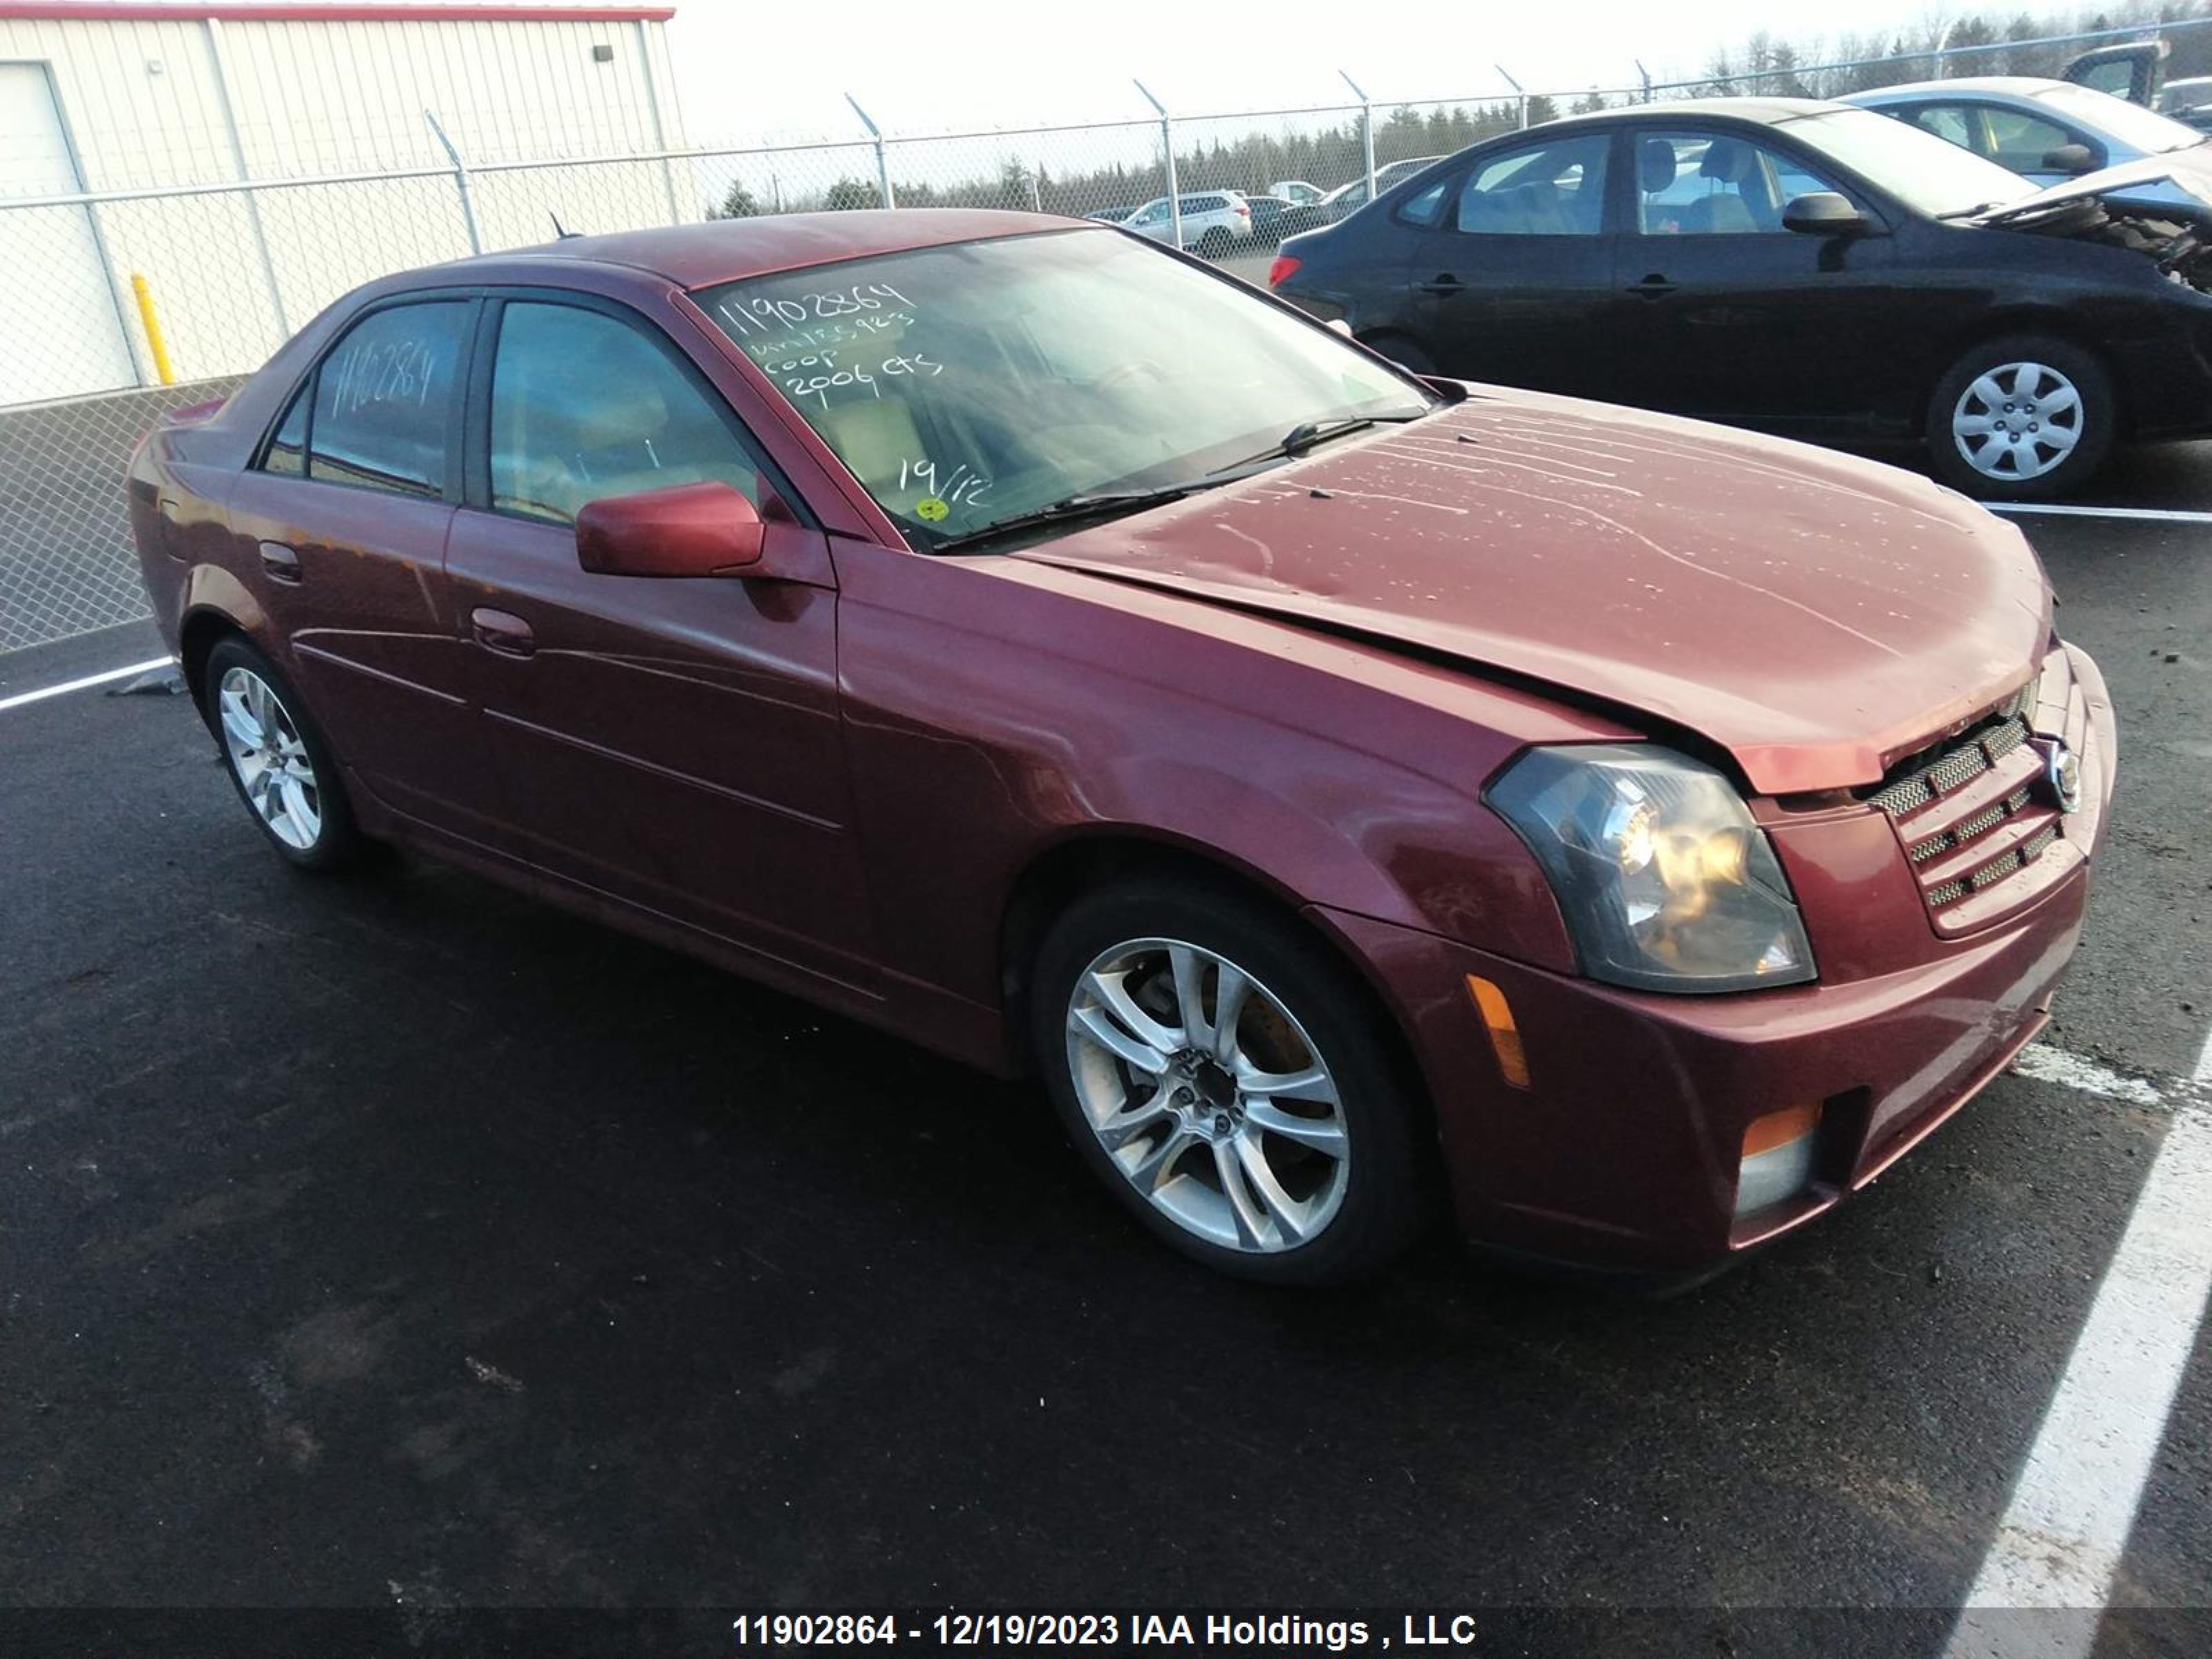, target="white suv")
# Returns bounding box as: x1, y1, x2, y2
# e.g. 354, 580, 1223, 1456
1118, 191, 1253, 256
